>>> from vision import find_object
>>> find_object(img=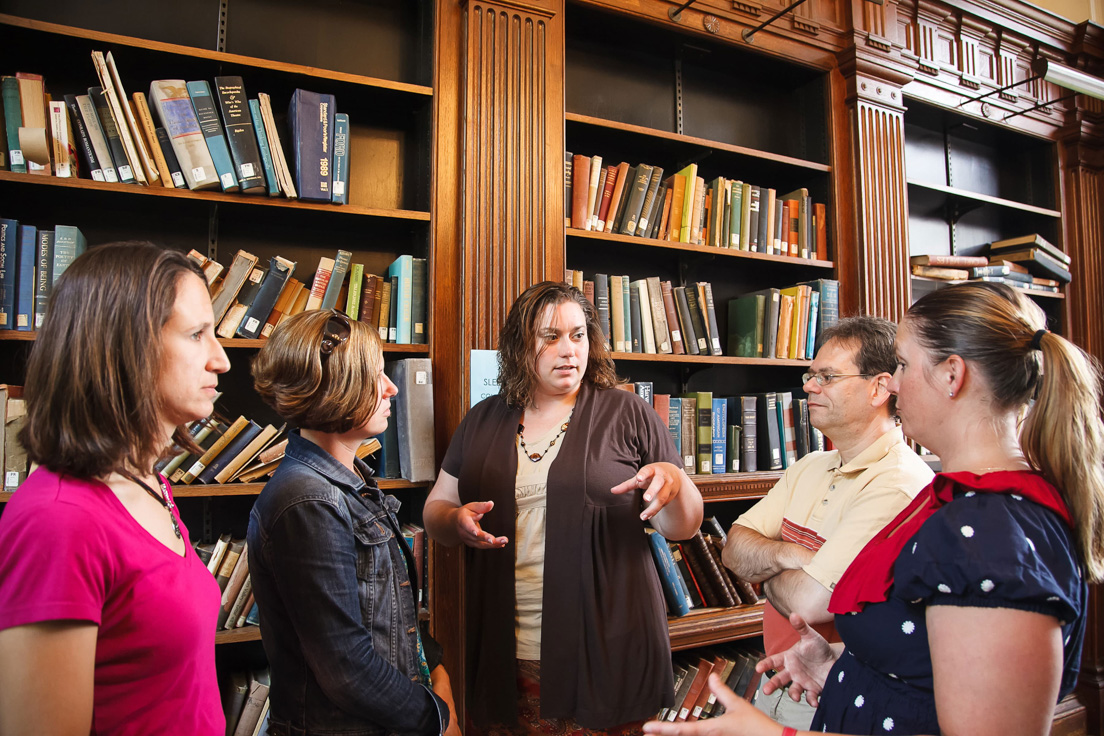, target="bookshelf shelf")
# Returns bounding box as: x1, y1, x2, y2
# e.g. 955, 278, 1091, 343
566, 113, 831, 174
217, 337, 430, 351
566, 228, 833, 269
214, 625, 262, 645
668, 602, 765, 650
906, 179, 1062, 219
613, 352, 811, 367
0, 331, 35, 341
0, 171, 432, 222
169, 478, 432, 499
0, 14, 434, 99
692, 472, 781, 502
